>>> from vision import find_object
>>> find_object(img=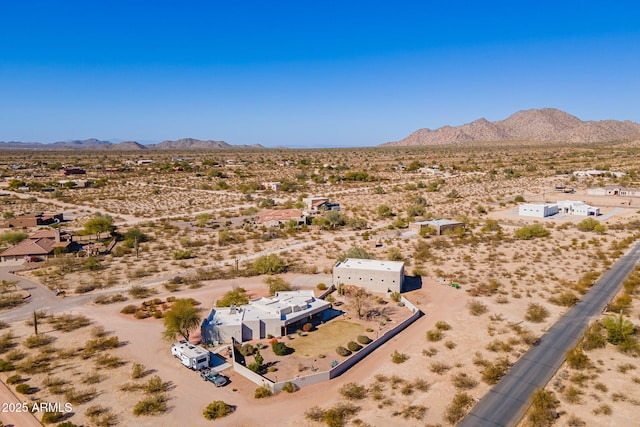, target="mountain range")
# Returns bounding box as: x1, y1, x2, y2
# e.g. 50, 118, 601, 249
384, 108, 640, 146
0, 138, 265, 150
